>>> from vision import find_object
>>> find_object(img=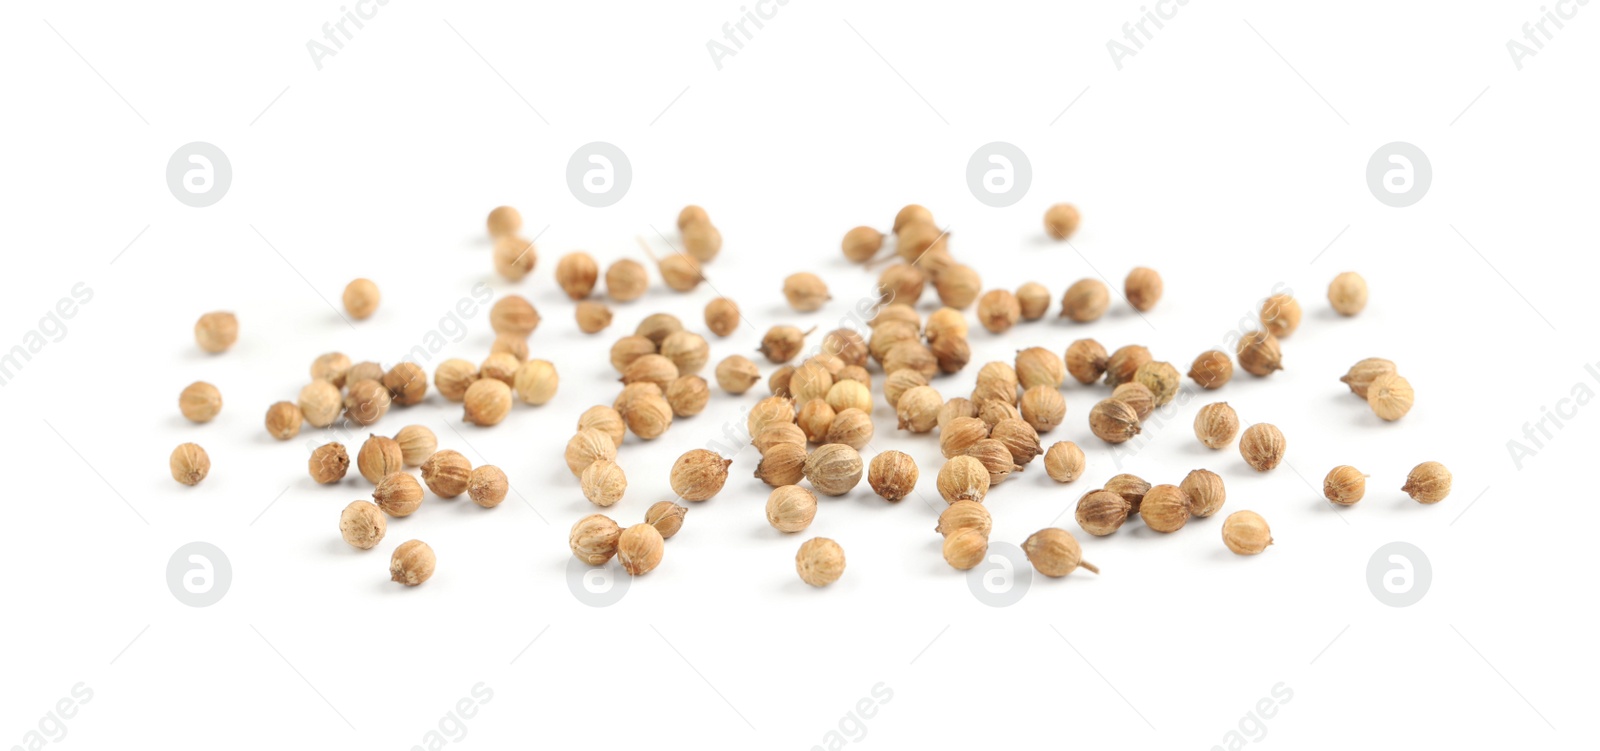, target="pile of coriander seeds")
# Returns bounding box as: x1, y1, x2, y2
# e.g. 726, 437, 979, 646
168, 201, 1454, 589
